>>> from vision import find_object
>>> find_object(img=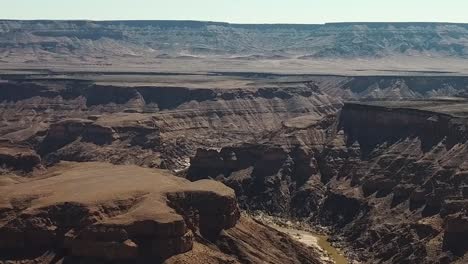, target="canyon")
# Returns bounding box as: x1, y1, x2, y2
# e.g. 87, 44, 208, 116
1, 21, 468, 263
